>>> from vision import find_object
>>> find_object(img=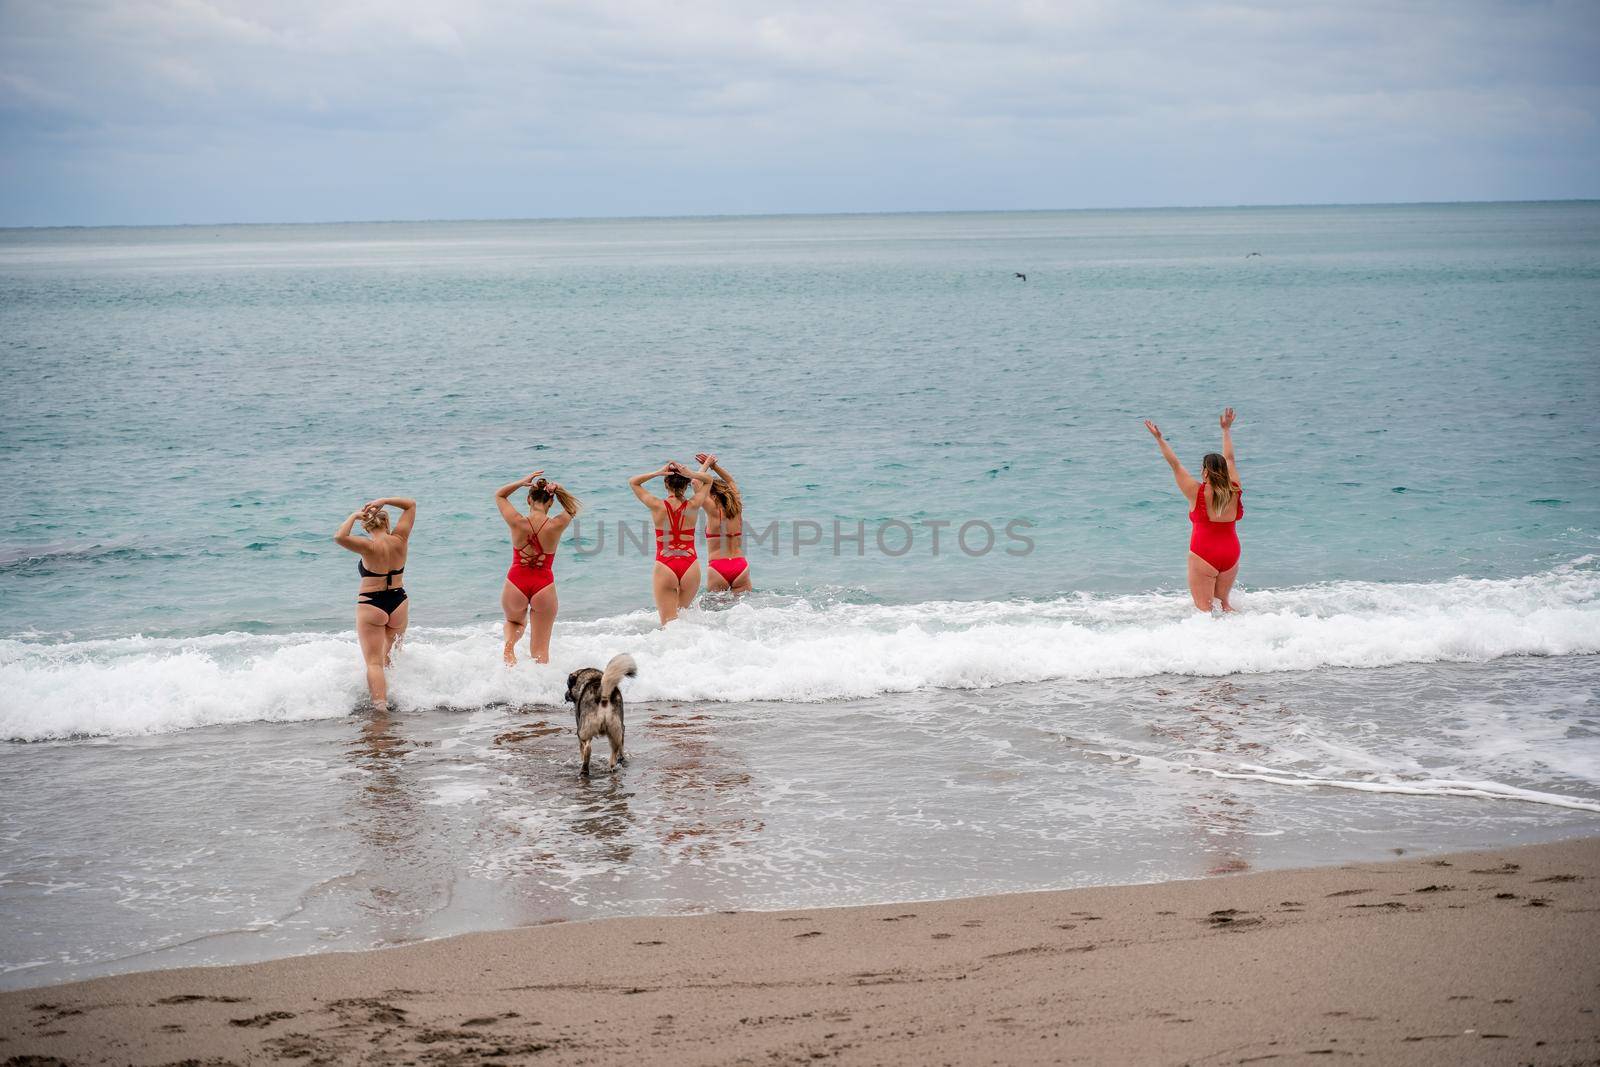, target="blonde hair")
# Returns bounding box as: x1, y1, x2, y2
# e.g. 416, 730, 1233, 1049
1201, 453, 1236, 520
529, 478, 582, 516
361, 510, 390, 533
709, 478, 742, 523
